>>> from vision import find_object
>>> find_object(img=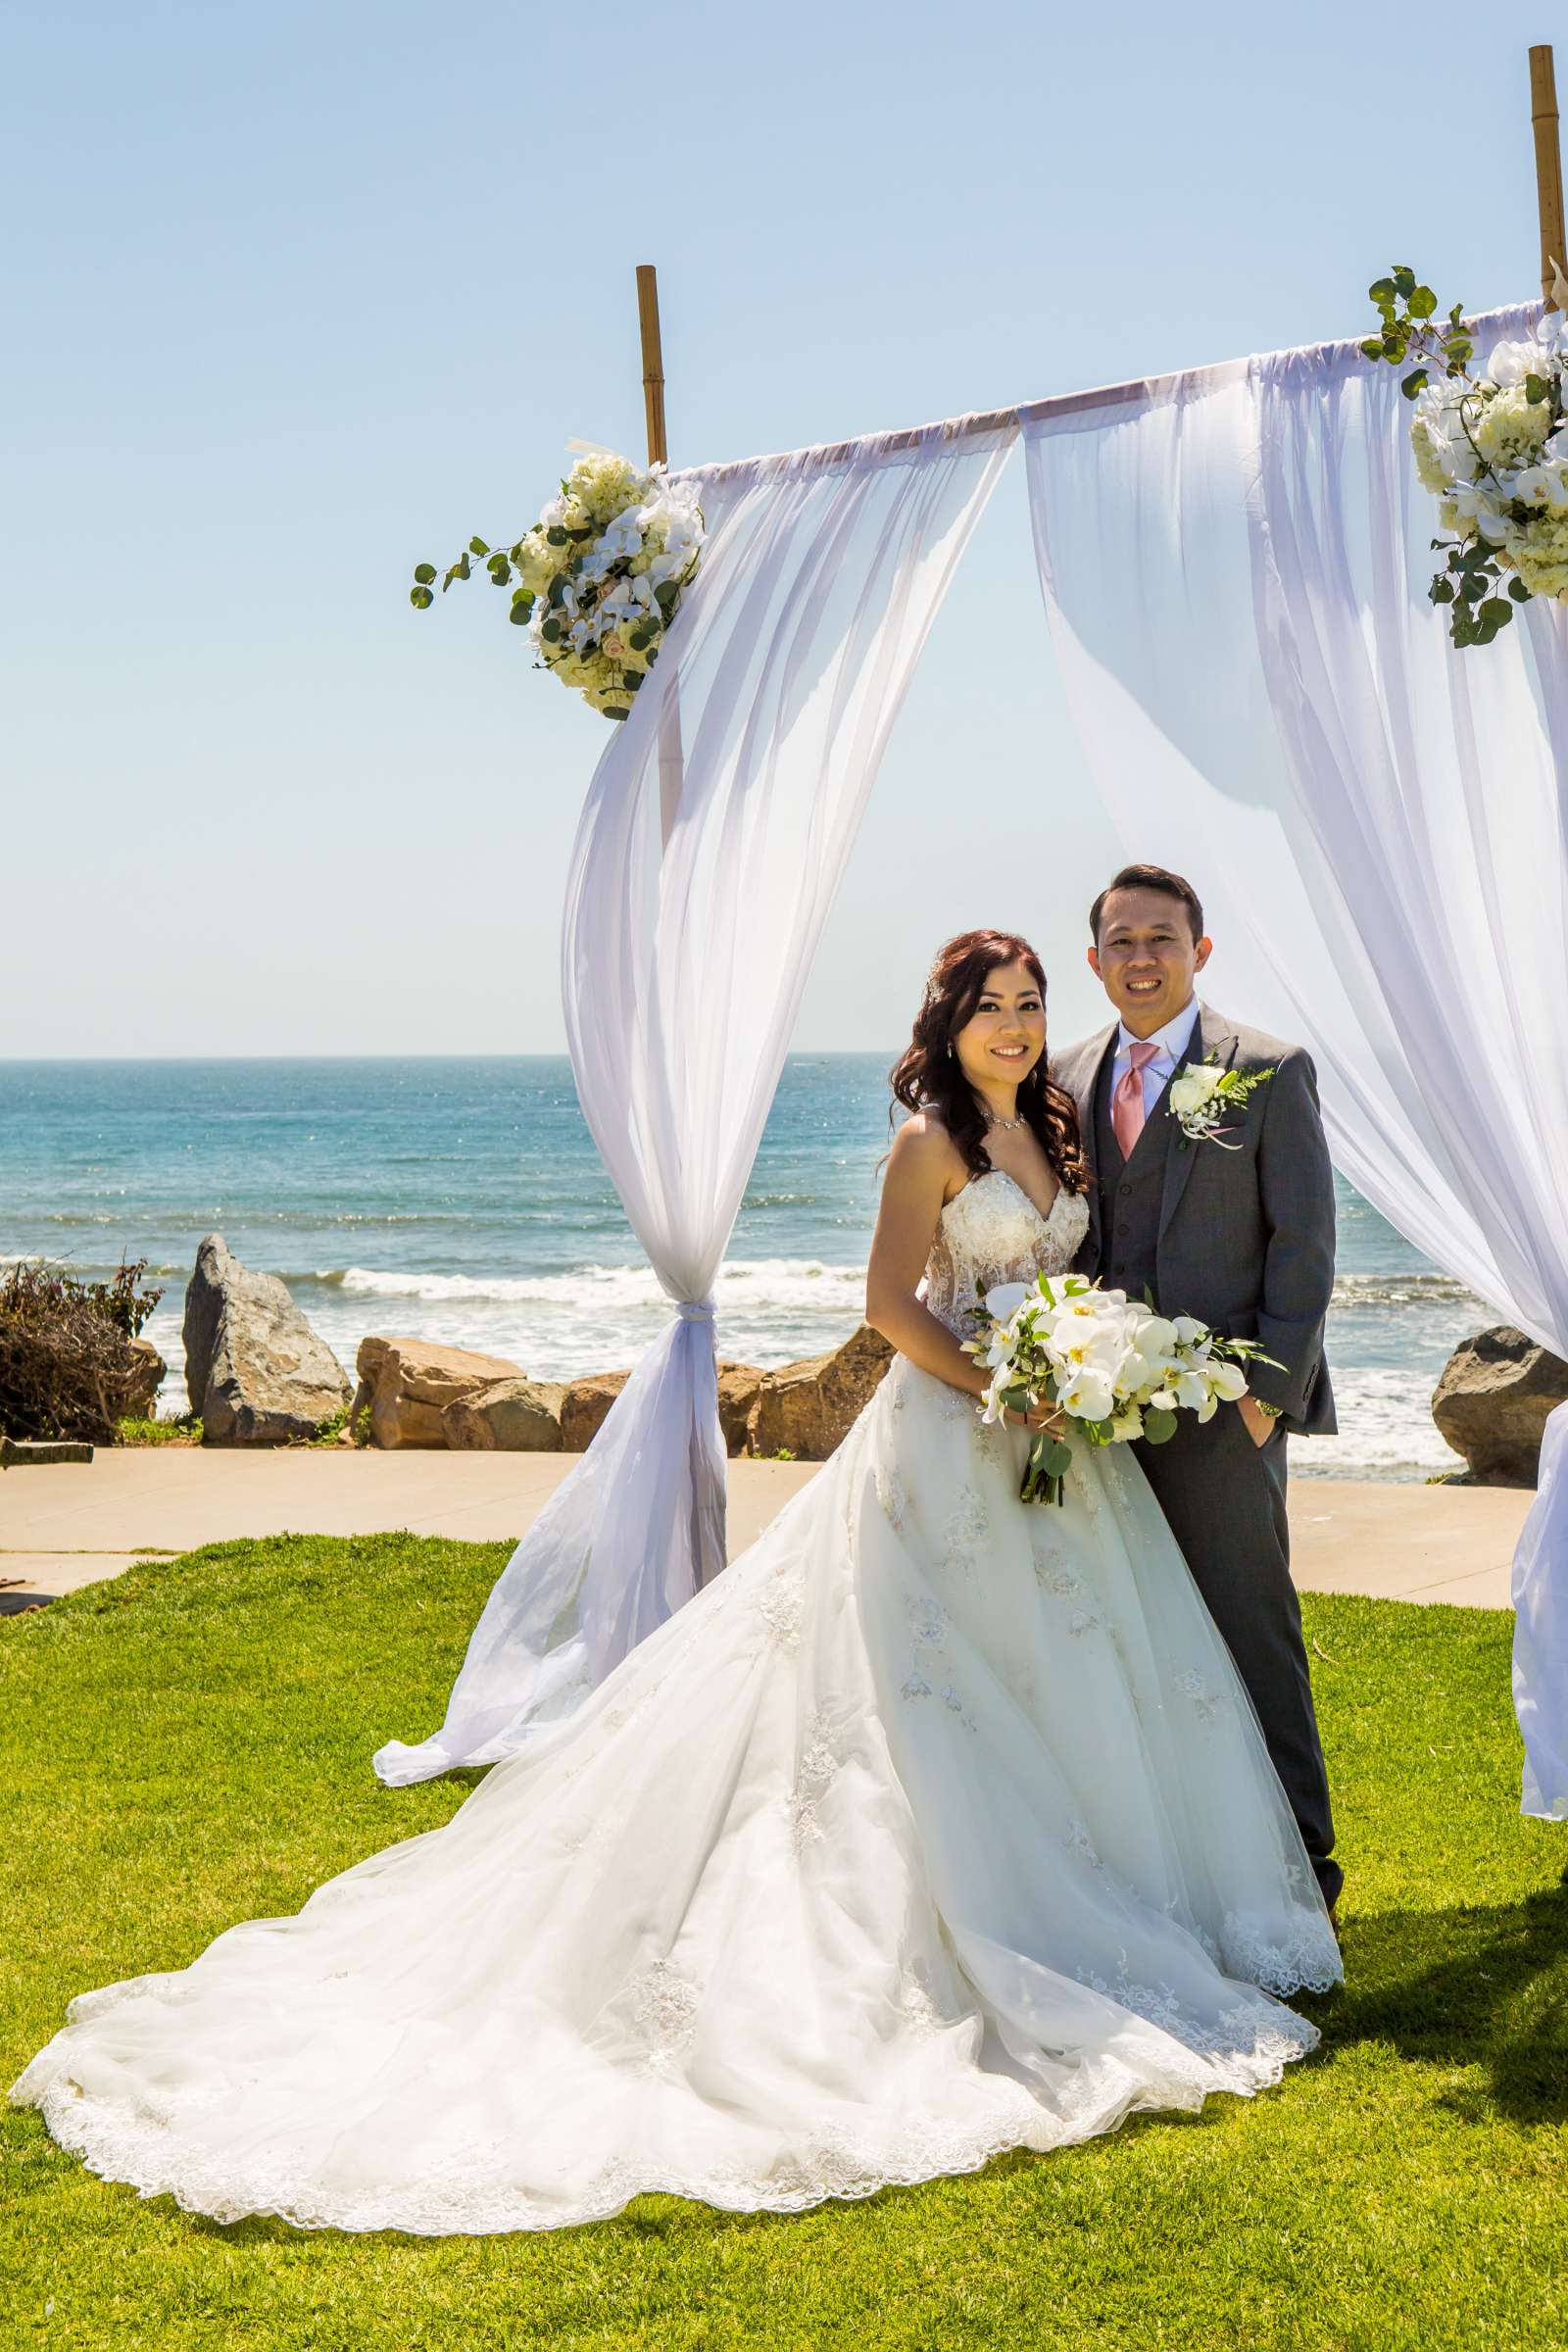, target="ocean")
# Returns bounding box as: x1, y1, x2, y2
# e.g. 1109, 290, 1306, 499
0, 1054, 1486, 1481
